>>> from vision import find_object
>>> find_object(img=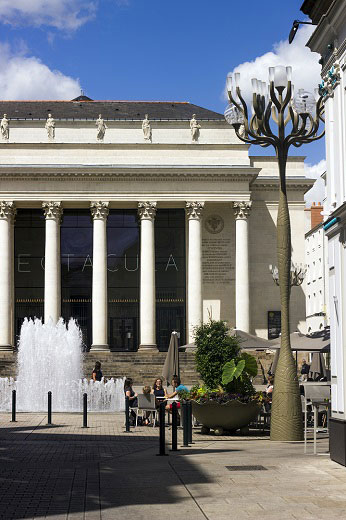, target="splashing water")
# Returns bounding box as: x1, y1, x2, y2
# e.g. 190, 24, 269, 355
0, 318, 125, 412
